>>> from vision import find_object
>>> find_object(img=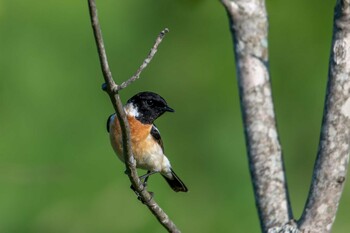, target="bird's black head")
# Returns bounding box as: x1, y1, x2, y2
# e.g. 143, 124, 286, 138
126, 91, 174, 124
